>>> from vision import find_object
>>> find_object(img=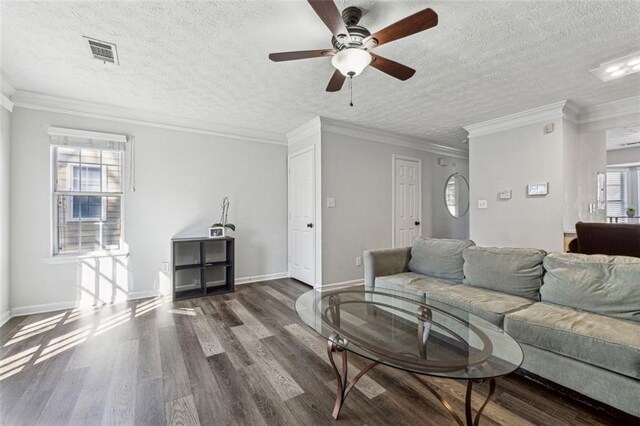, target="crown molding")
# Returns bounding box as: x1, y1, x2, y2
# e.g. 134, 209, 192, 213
286, 116, 321, 146
10, 90, 288, 145
464, 100, 578, 138
1, 75, 15, 112
318, 117, 469, 159
577, 95, 640, 124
